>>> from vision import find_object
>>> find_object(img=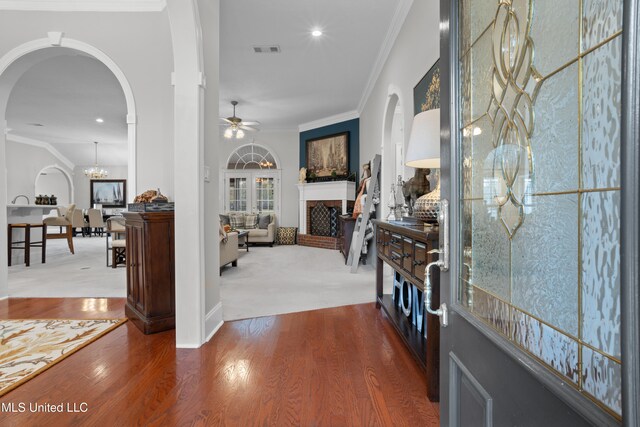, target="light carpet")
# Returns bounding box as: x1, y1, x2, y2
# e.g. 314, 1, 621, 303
0, 319, 126, 396
220, 244, 381, 321
8, 236, 126, 298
